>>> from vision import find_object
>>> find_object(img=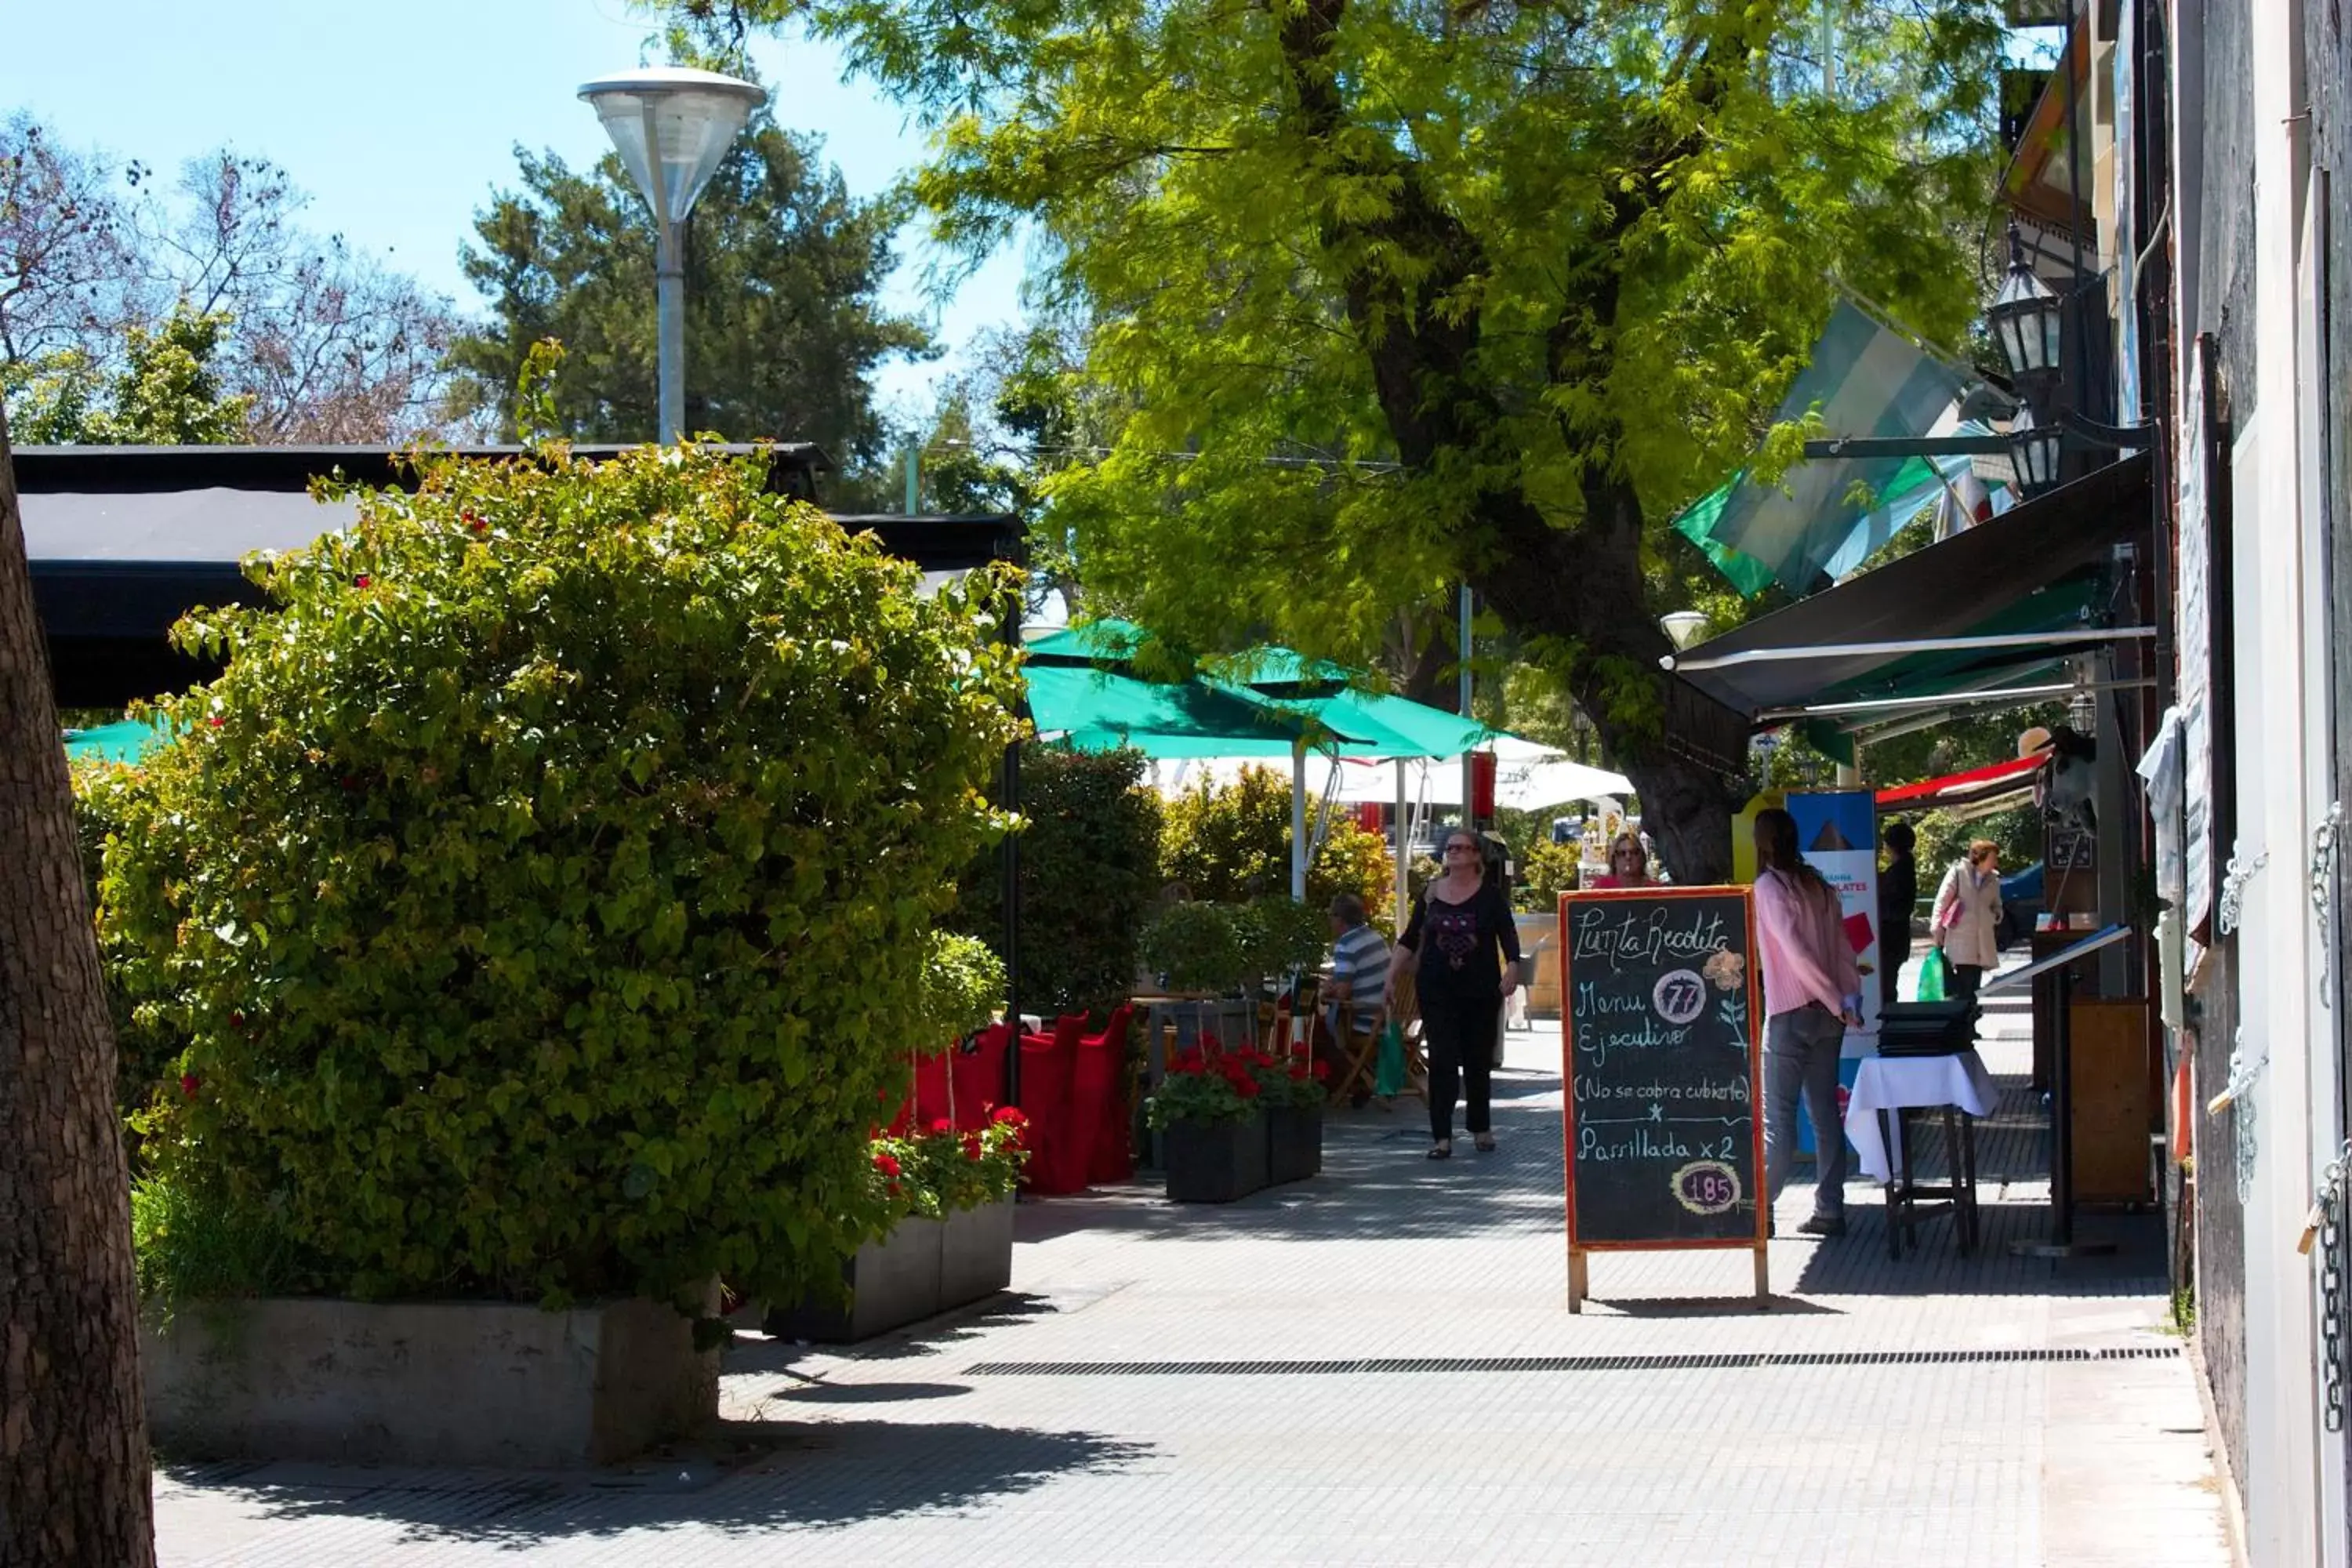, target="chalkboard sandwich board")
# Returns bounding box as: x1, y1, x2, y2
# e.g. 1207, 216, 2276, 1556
1558, 885, 1769, 1311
